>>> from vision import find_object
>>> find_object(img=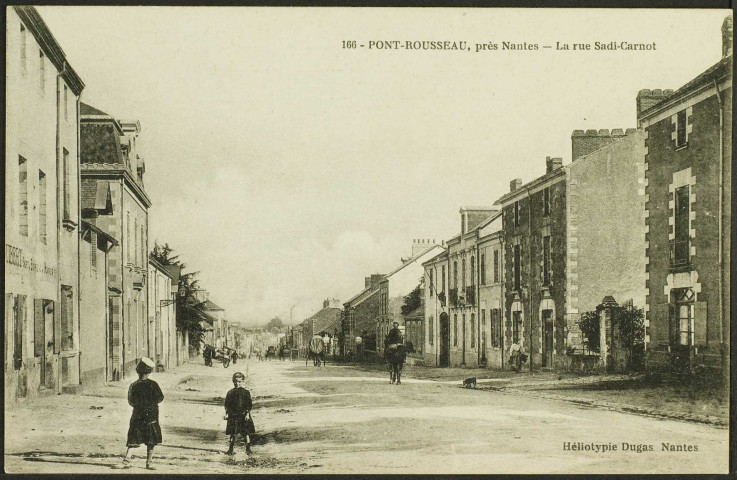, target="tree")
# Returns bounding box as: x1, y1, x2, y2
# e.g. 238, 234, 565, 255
579, 310, 600, 354
266, 317, 283, 332
152, 241, 205, 350
401, 284, 422, 316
